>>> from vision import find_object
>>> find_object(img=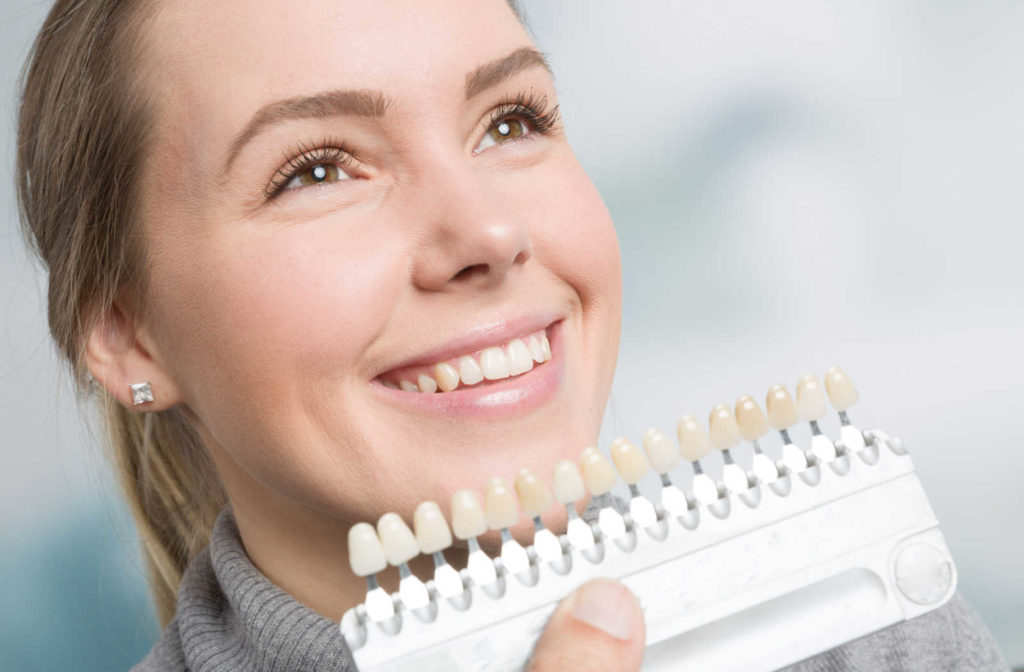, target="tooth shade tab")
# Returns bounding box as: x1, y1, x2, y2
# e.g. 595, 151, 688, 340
797, 374, 827, 421
766, 384, 799, 429
643, 427, 681, 474
514, 468, 553, 518
450, 489, 487, 539
610, 437, 650, 485
677, 415, 712, 462
580, 446, 618, 496
735, 395, 769, 441
825, 365, 860, 411
709, 403, 741, 451
484, 477, 519, 530
413, 501, 452, 554
552, 460, 586, 504
376, 513, 420, 567
348, 522, 387, 577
